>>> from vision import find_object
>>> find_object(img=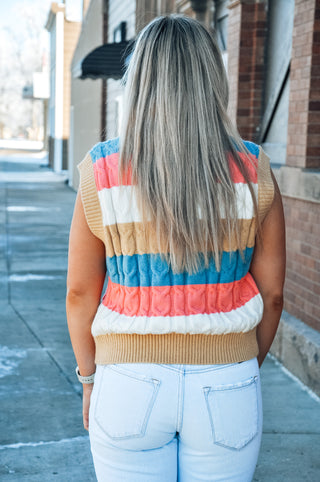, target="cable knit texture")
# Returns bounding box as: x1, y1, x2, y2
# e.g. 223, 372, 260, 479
78, 138, 274, 364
